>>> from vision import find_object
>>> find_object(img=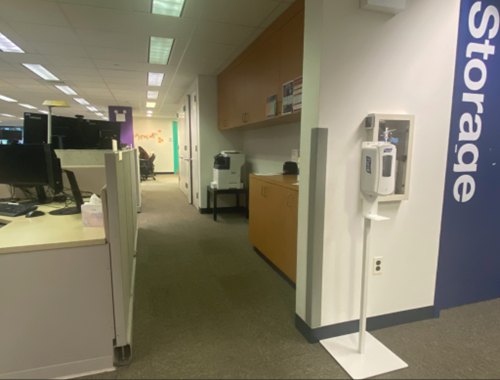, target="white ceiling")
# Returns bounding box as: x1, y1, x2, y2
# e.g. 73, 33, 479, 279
0, 0, 294, 122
